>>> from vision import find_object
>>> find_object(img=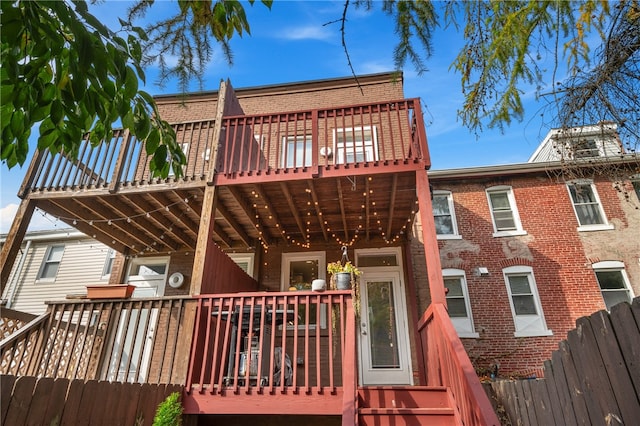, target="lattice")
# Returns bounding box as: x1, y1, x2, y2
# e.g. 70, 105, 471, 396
0, 317, 28, 339
0, 330, 41, 375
